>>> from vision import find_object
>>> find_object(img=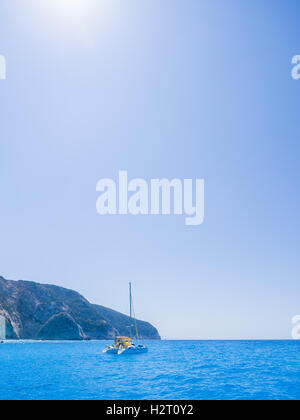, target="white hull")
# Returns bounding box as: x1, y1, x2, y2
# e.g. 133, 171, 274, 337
104, 345, 148, 355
